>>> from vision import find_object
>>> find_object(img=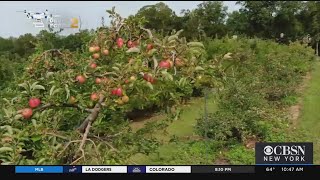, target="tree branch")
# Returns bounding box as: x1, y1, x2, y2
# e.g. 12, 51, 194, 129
77, 95, 105, 133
